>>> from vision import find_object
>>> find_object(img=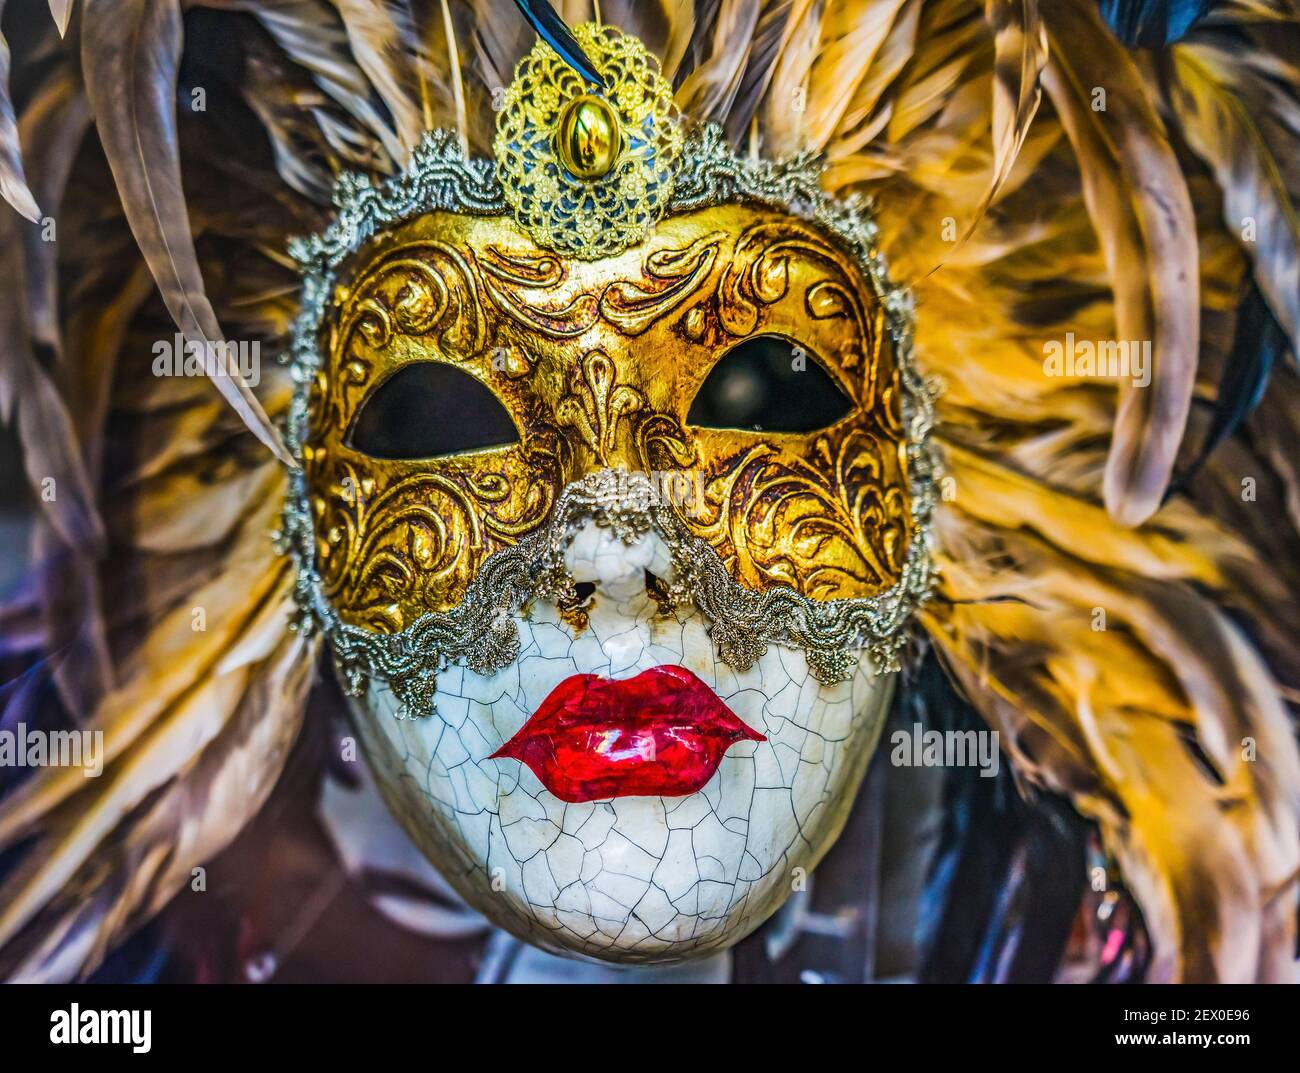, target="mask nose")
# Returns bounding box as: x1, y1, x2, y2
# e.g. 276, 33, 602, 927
563, 518, 675, 602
